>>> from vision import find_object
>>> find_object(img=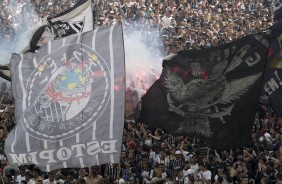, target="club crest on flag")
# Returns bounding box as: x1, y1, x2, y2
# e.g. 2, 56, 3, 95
6, 24, 125, 171
23, 44, 110, 140
165, 62, 261, 137
141, 33, 269, 148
